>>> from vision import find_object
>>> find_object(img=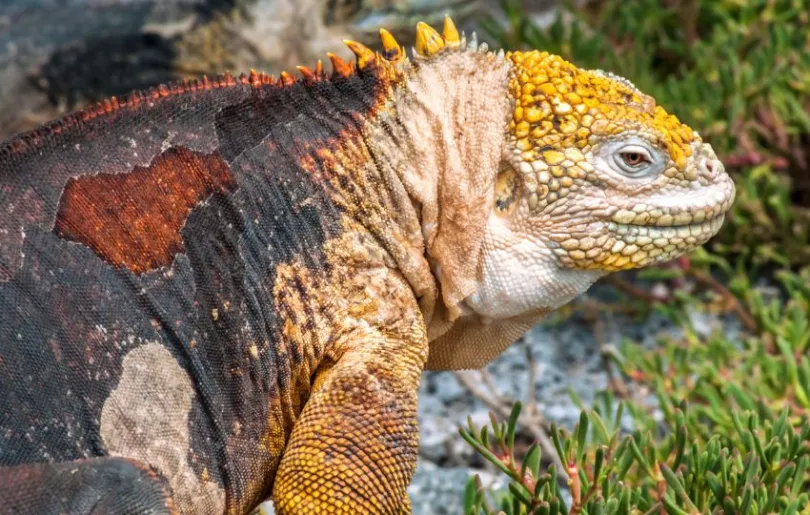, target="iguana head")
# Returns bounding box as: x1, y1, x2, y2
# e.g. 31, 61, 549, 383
348, 19, 735, 368
463, 50, 736, 321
